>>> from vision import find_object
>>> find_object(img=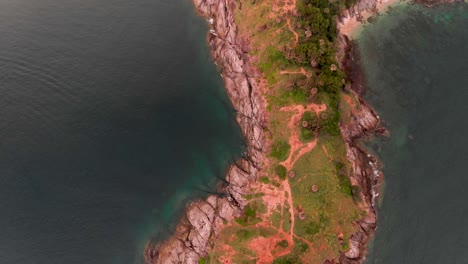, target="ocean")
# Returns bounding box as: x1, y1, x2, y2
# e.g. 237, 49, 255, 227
357, 3, 468, 263
0, 0, 243, 263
